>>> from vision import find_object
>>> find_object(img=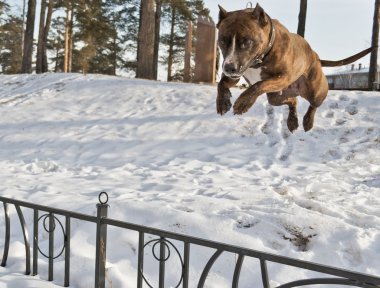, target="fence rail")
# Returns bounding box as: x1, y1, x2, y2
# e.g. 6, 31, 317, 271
0, 193, 379, 288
